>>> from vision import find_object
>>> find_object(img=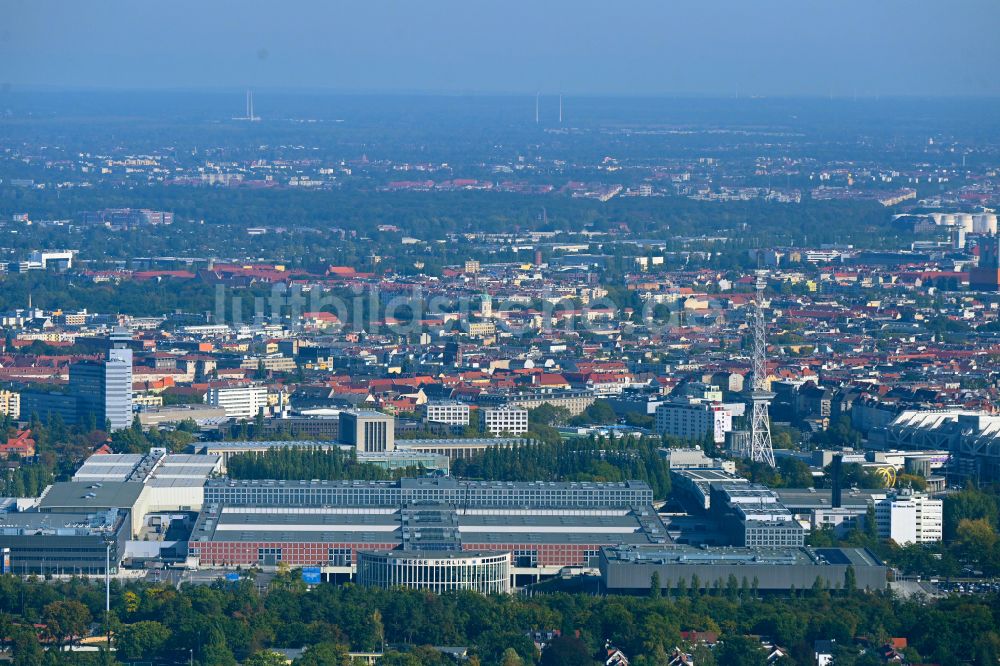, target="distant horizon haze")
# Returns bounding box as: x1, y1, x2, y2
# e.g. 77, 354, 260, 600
2, 0, 999, 97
